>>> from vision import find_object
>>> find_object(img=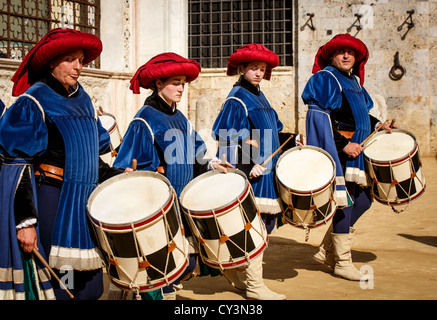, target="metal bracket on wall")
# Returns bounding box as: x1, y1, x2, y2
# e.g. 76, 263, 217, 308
398, 10, 415, 40
347, 14, 362, 36
389, 51, 405, 81
300, 13, 315, 31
